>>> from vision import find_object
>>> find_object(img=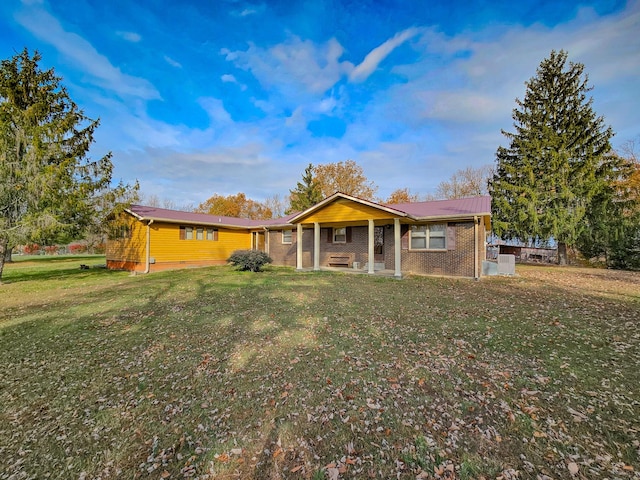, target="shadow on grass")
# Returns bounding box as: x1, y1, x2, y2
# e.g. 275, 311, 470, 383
3, 262, 118, 284
8, 254, 105, 264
